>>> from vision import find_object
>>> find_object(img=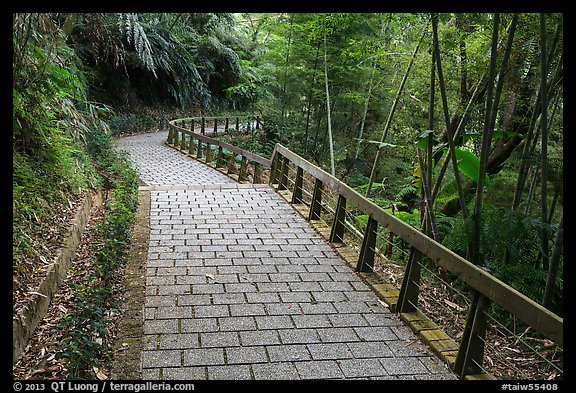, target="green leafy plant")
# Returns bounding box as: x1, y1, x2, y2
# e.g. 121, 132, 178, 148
451, 146, 491, 187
